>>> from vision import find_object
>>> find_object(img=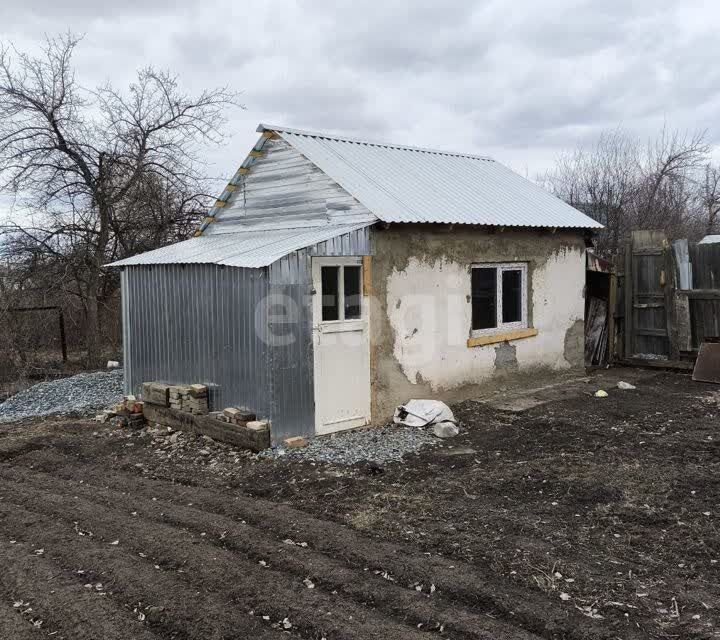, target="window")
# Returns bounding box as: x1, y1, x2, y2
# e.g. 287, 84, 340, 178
471, 263, 527, 335
321, 264, 363, 321
343, 266, 362, 319
321, 266, 340, 321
